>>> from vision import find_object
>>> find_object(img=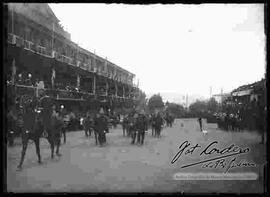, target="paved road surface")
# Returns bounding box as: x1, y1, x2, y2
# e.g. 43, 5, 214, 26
6, 119, 266, 193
